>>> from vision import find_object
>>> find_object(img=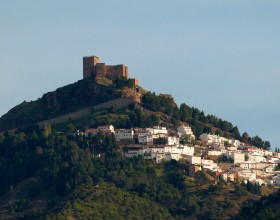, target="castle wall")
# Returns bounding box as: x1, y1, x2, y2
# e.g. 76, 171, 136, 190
83, 56, 99, 78
131, 78, 139, 86
105, 65, 128, 80
83, 55, 129, 80
96, 63, 106, 76
125, 66, 129, 79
